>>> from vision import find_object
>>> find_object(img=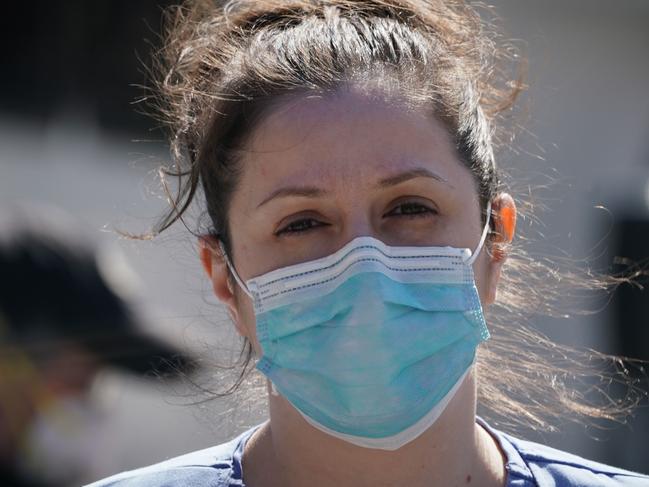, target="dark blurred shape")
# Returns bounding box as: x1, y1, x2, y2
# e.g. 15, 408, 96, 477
0, 207, 196, 486
612, 219, 649, 362
0, 0, 175, 134
609, 218, 649, 473
0, 209, 193, 376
